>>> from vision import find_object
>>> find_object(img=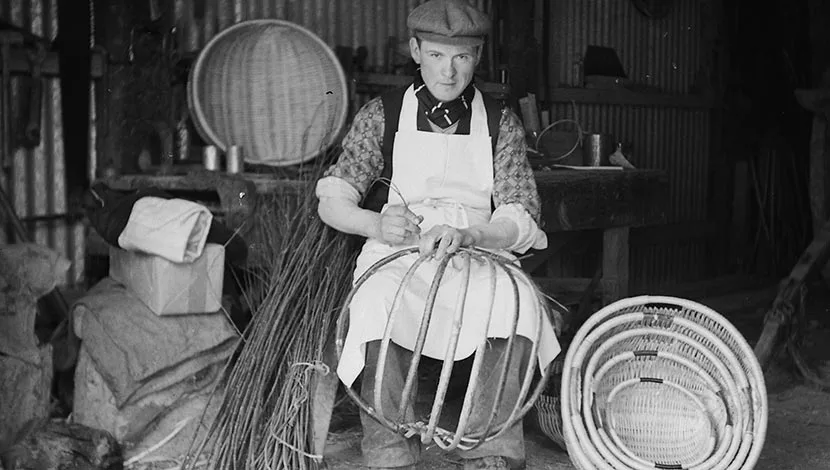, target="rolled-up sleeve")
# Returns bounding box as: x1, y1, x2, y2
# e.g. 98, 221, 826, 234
321, 97, 386, 196
491, 108, 547, 253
